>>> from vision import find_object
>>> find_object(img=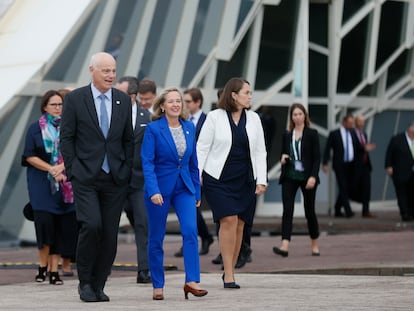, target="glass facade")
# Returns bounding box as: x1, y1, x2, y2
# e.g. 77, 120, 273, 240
1, 0, 414, 239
